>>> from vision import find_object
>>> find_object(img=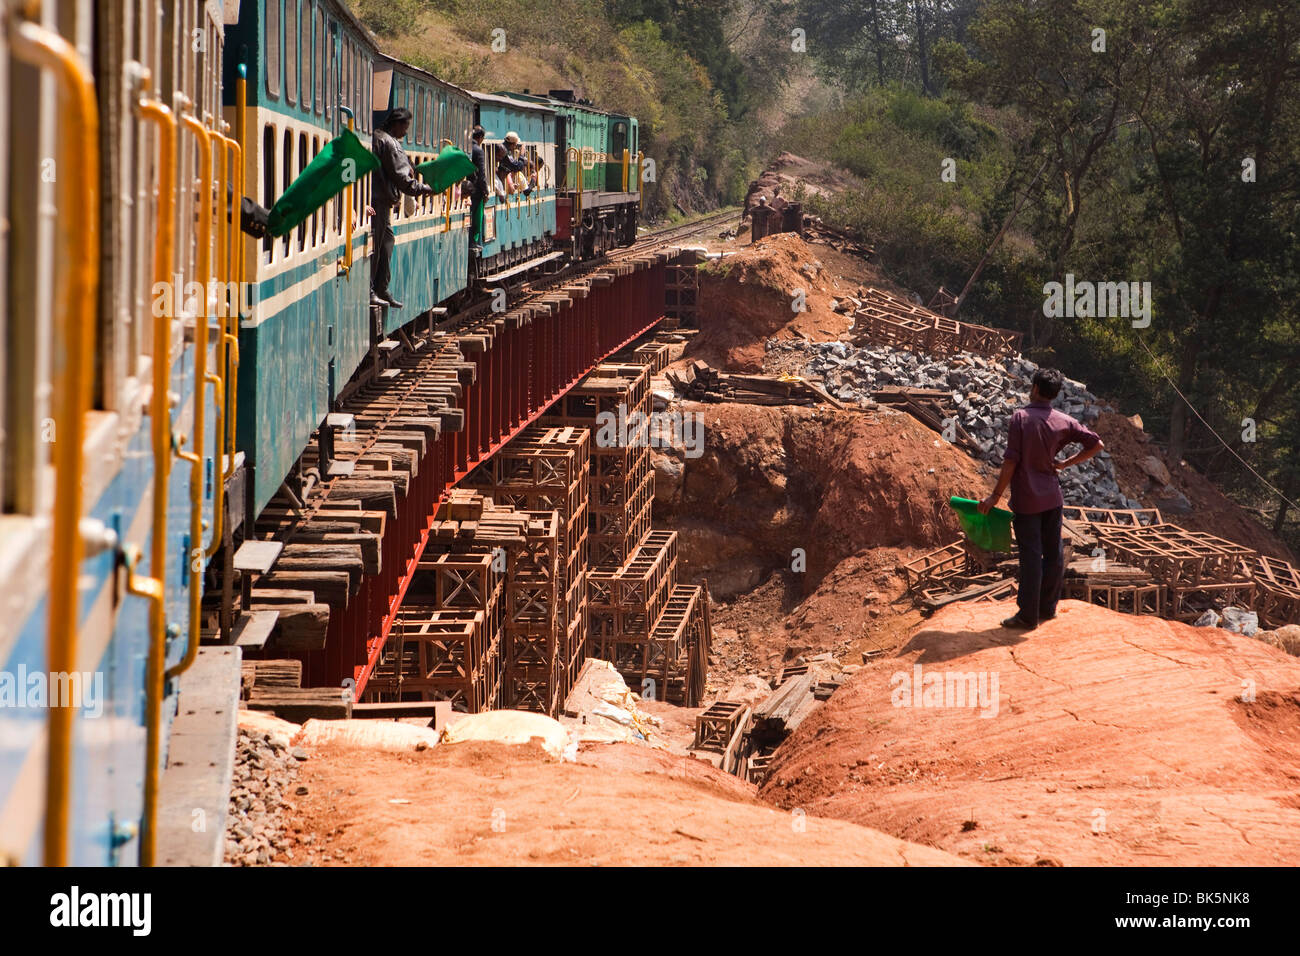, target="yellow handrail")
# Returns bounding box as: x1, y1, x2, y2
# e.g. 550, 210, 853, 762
134, 81, 176, 868
443, 187, 453, 233
636, 150, 644, 210
172, 99, 212, 684
232, 67, 248, 478
223, 134, 243, 482
12, 13, 100, 870
205, 120, 227, 559
338, 107, 356, 275
622, 148, 629, 192
567, 146, 581, 237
